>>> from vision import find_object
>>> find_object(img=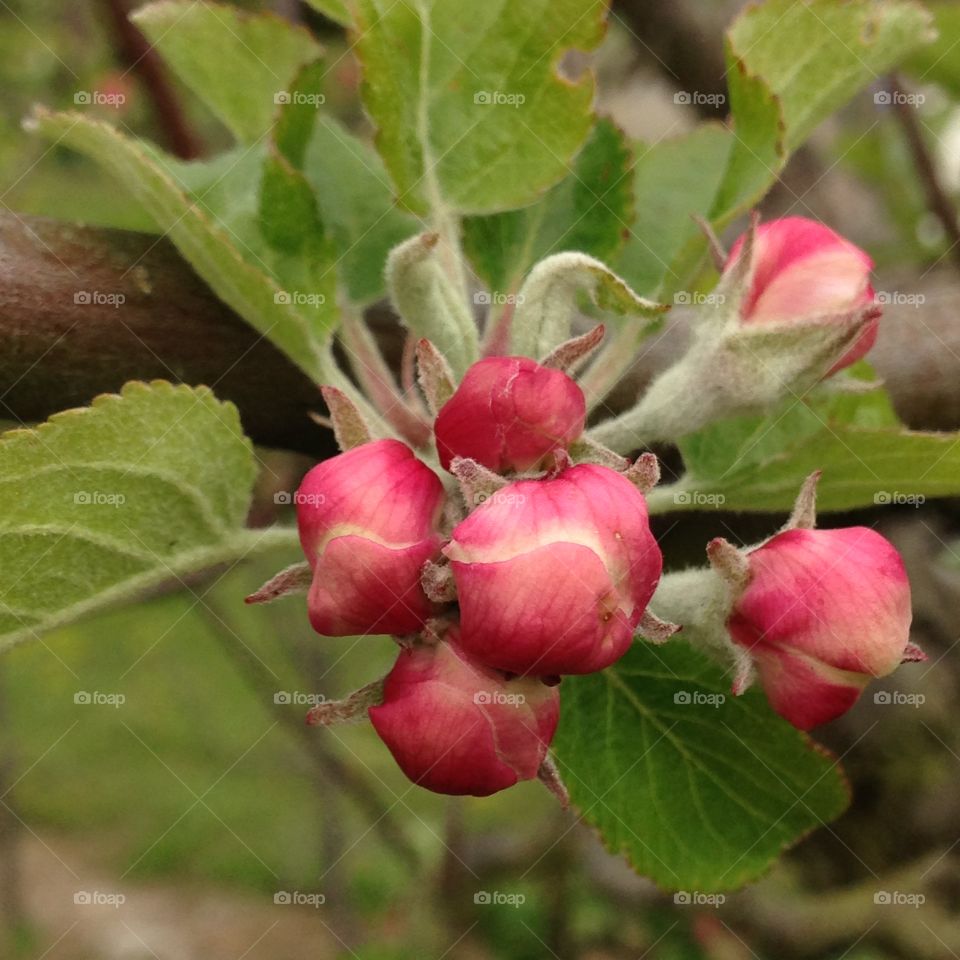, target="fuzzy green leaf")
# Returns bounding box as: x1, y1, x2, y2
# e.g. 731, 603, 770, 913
904, 2, 960, 94
0, 382, 293, 650
510, 253, 668, 359
669, 383, 960, 514
131, 0, 323, 143
554, 641, 849, 892
351, 0, 607, 215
